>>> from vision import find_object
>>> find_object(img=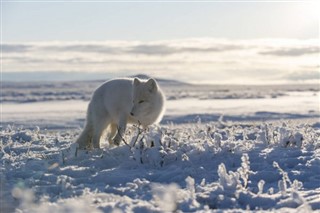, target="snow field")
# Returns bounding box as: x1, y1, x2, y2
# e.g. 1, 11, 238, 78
1, 120, 320, 212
